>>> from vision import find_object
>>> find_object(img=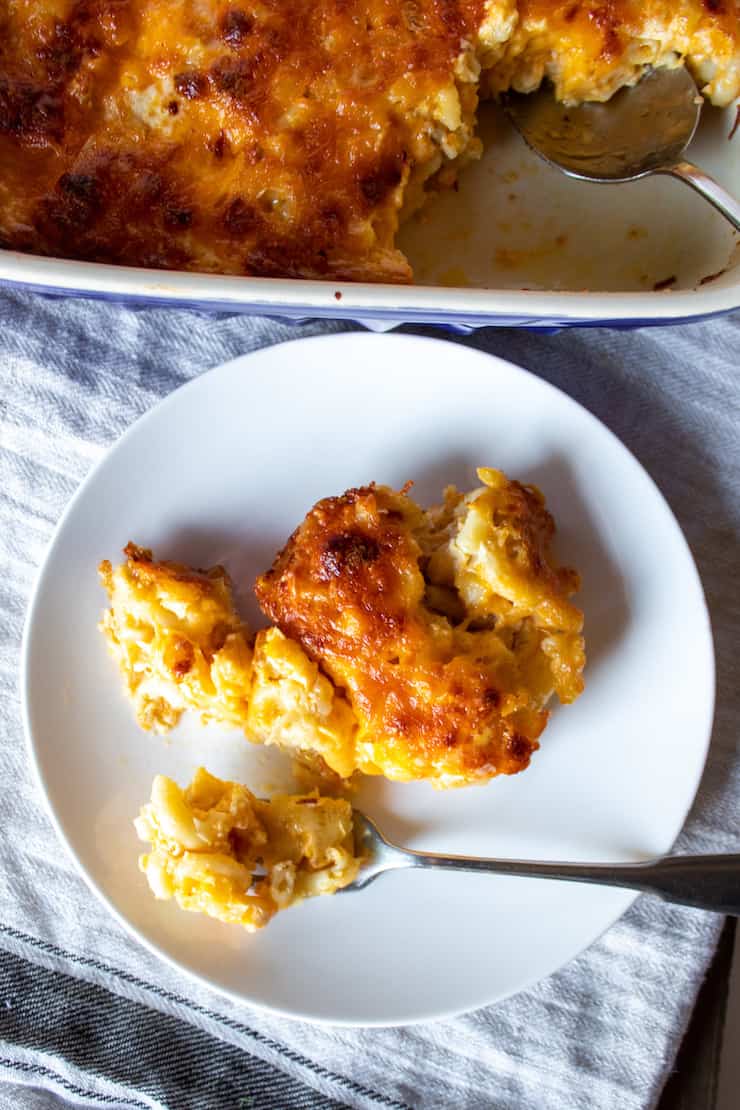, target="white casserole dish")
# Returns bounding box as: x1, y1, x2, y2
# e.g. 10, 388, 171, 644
1, 102, 738, 330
